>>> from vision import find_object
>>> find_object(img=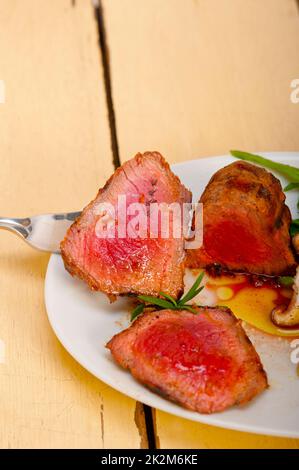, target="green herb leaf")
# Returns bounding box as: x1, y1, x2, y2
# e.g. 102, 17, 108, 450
178, 271, 205, 305
192, 286, 204, 297
137, 295, 174, 309
278, 276, 294, 287
230, 150, 299, 182
130, 271, 205, 321
290, 219, 299, 237
131, 303, 145, 322
178, 305, 199, 314
284, 182, 299, 192
159, 292, 177, 306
